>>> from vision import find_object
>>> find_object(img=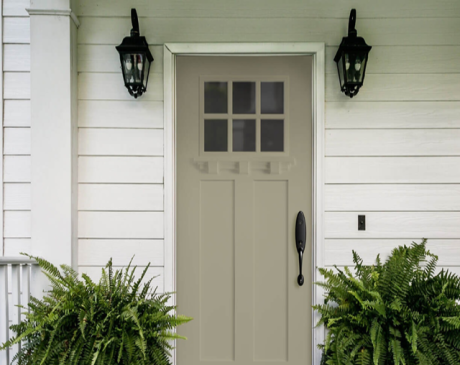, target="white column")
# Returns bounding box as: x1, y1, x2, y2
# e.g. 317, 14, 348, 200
27, 0, 79, 288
